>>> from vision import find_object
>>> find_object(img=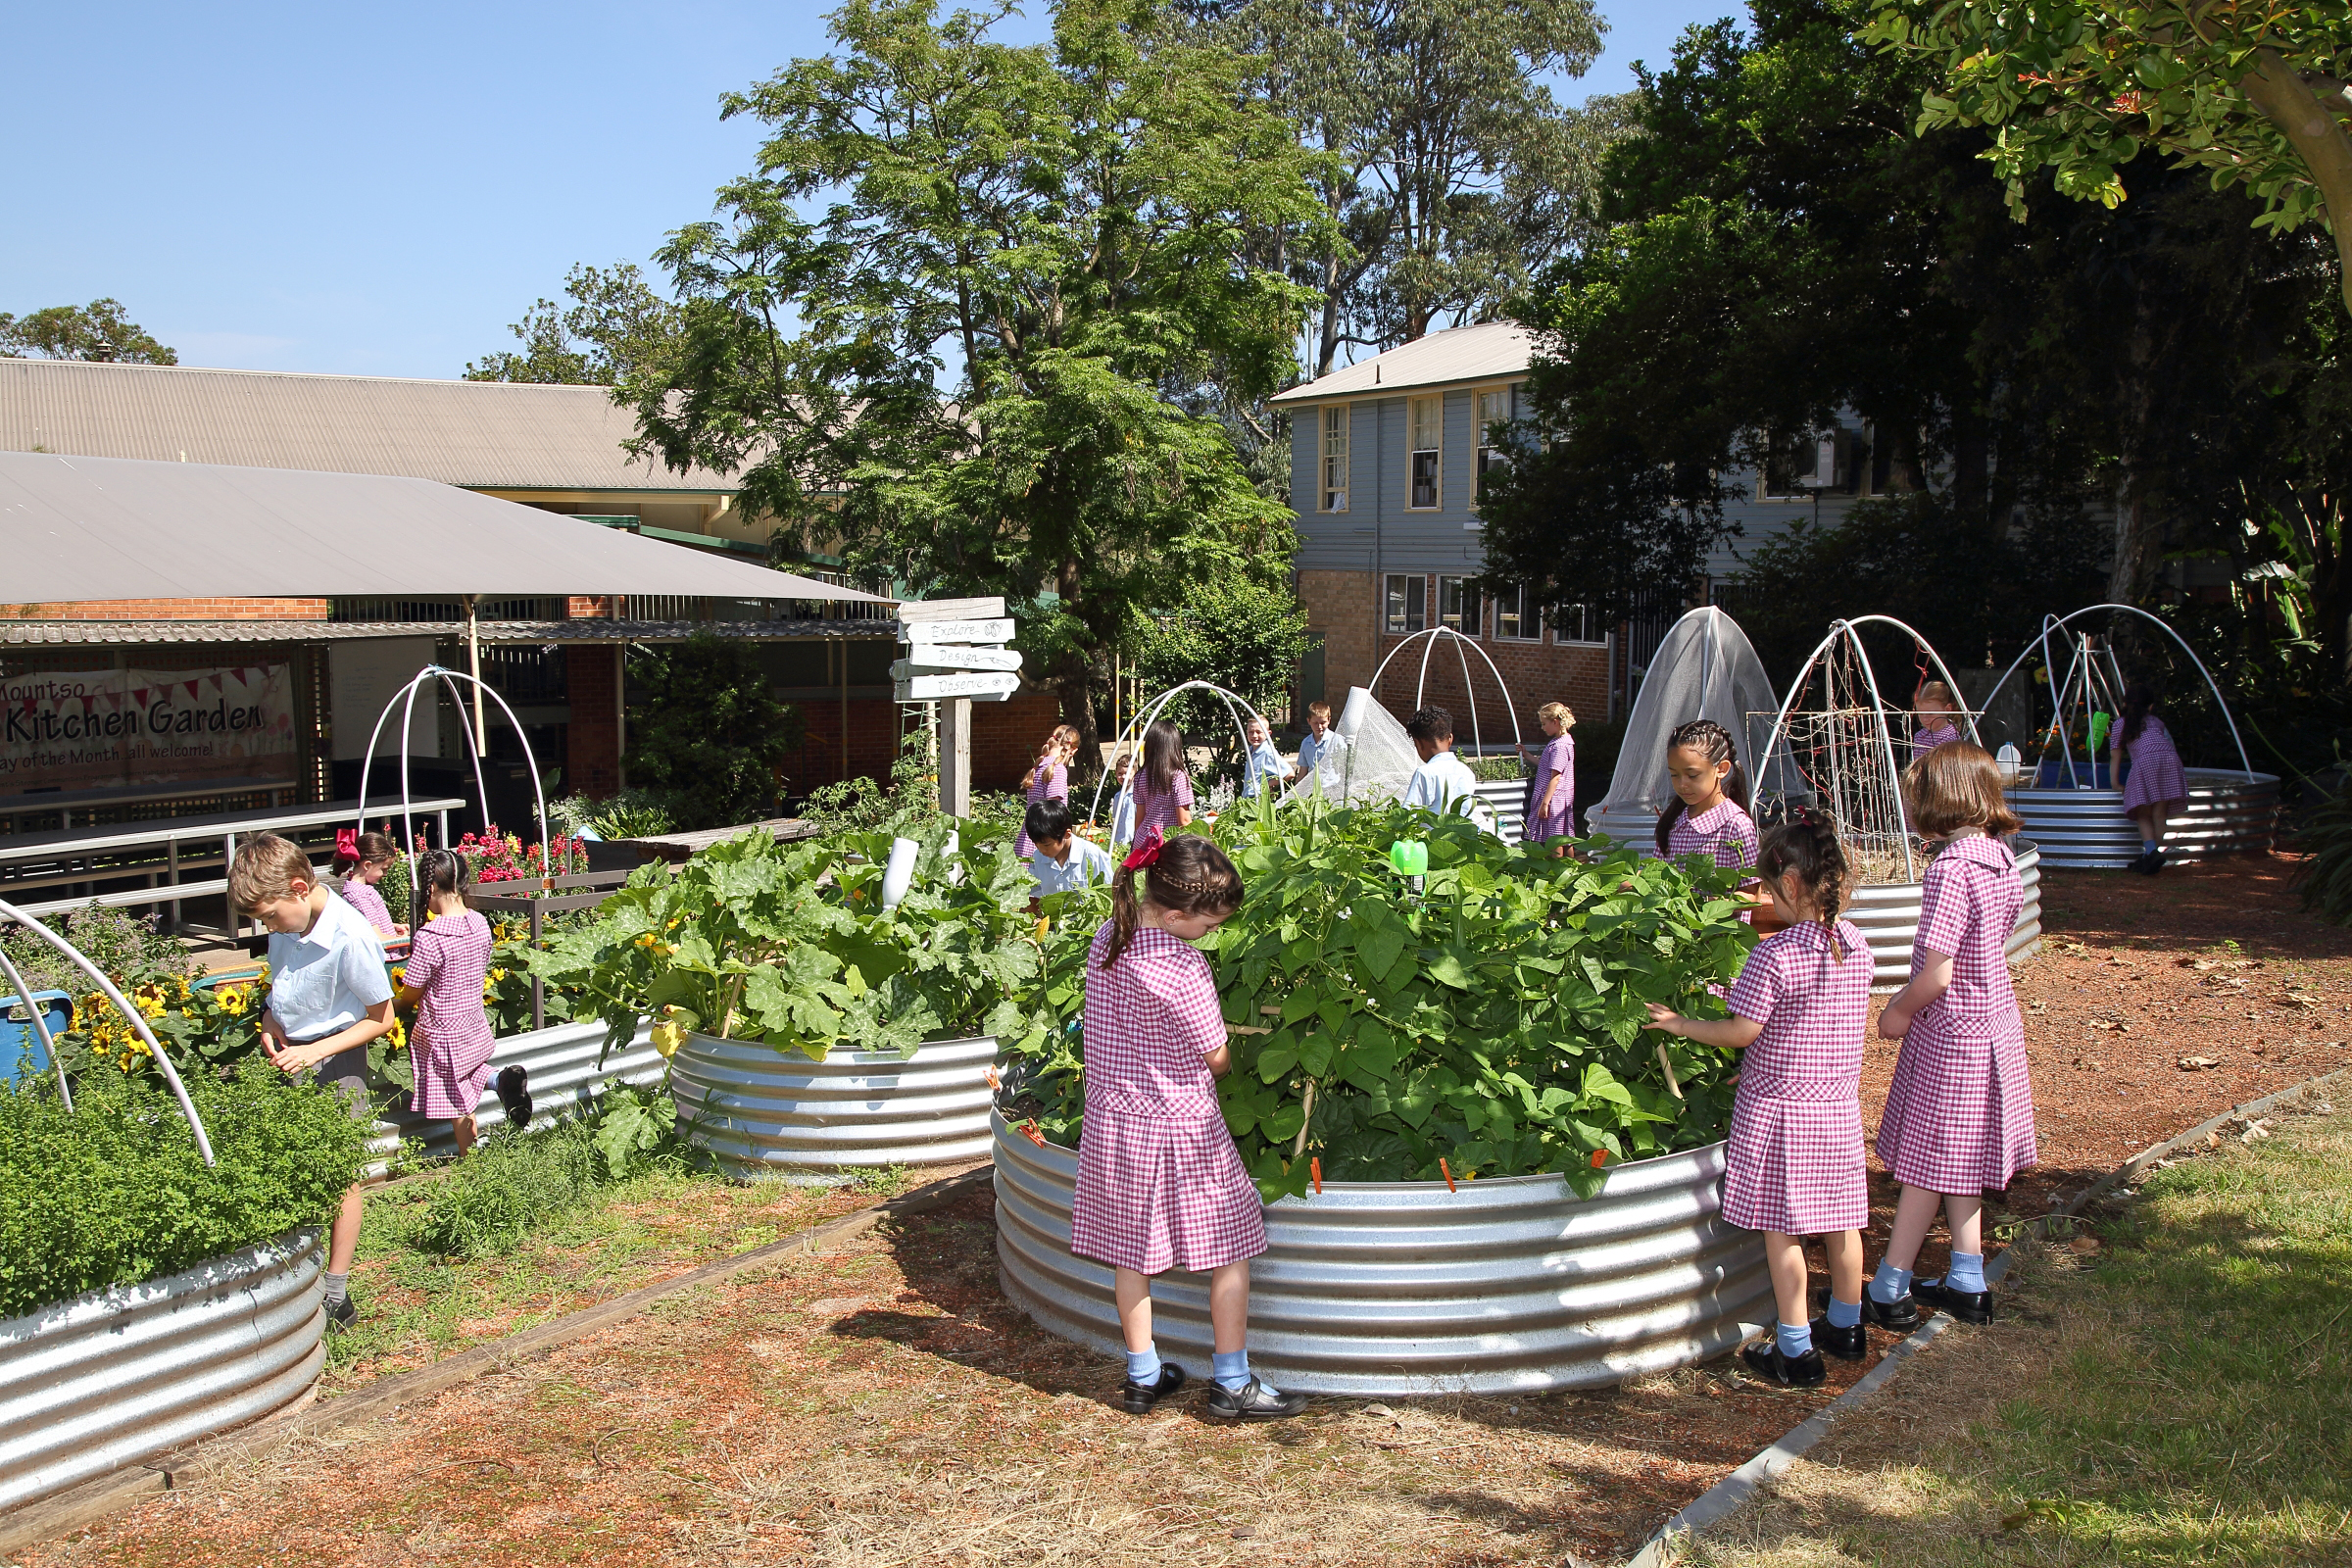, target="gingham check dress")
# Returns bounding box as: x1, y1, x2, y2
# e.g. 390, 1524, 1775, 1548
406, 909, 499, 1121
1669, 798, 1759, 871
1126, 768, 1196, 847
1070, 922, 1266, 1275
1721, 919, 1872, 1234
1876, 834, 2036, 1193
337, 879, 398, 938
1527, 733, 1576, 842
2120, 715, 2188, 812
1911, 721, 1959, 759
1013, 757, 1069, 858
